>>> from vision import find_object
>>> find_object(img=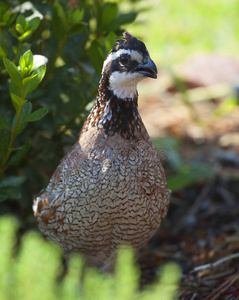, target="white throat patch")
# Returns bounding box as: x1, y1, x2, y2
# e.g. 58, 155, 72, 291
108, 71, 144, 99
